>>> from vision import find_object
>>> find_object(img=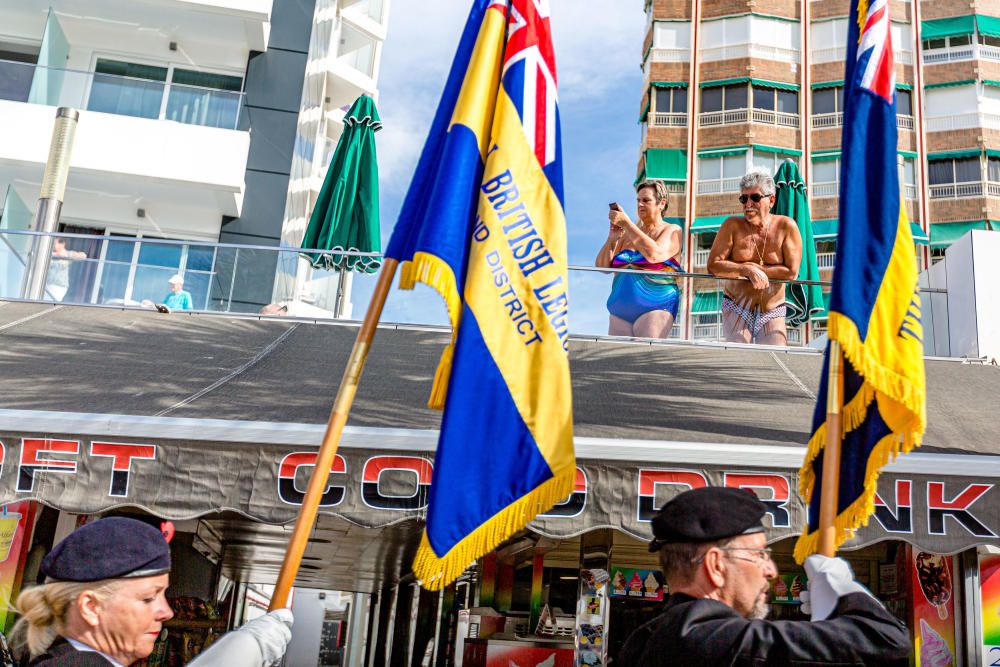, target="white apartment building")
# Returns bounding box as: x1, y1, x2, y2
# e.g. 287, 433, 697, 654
0, 0, 387, 310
